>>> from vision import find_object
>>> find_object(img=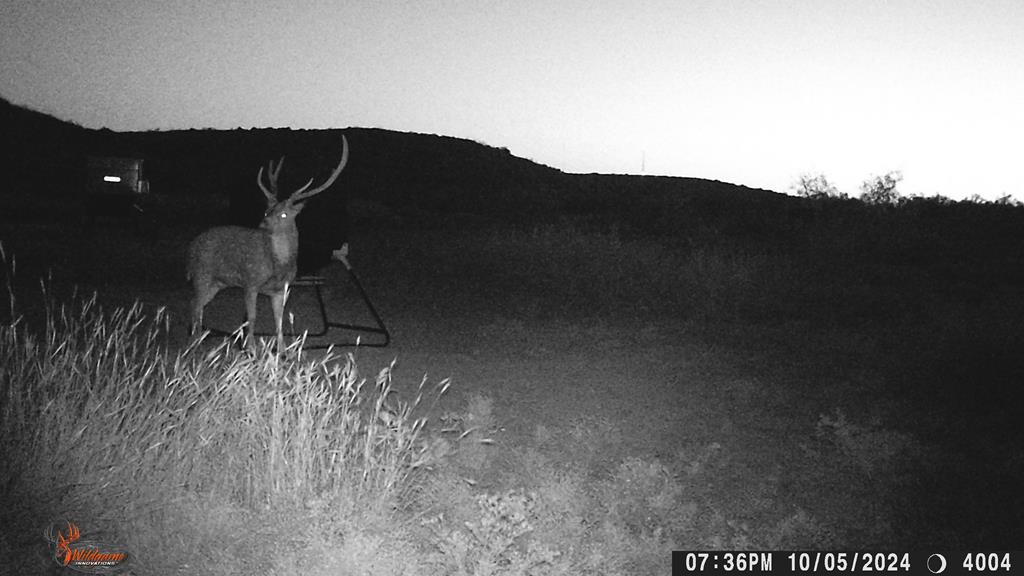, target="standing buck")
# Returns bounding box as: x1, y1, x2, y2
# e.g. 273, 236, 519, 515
187, 137, 349, 350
